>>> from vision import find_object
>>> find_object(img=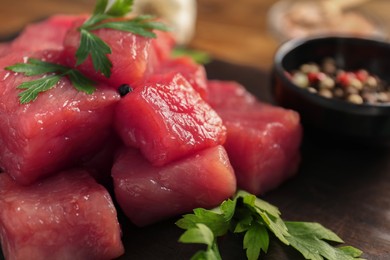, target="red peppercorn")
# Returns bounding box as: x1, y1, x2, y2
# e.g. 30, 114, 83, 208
355, 69, 368, 82
307, 72, 319, 84
307, 72, 327, 84
337, 72, 355, 88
